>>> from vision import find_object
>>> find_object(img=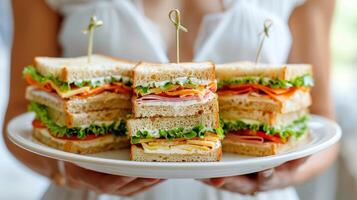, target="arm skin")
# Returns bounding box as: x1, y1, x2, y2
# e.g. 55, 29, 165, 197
3, 0, 162, 196
202, 0, 339, 194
